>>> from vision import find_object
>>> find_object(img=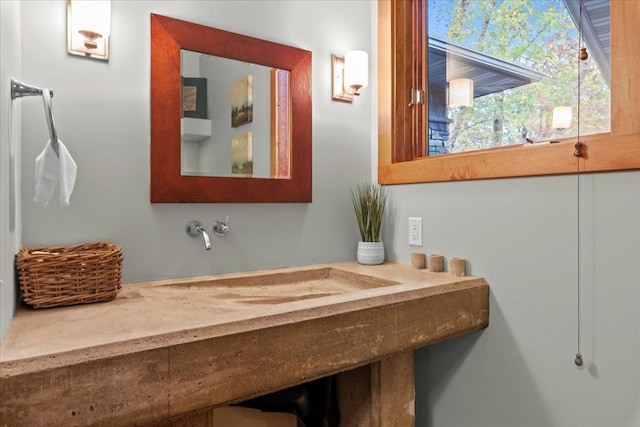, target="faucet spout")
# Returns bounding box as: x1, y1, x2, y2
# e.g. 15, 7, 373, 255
186, 221, 212, 250
199, 226, 211, 250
